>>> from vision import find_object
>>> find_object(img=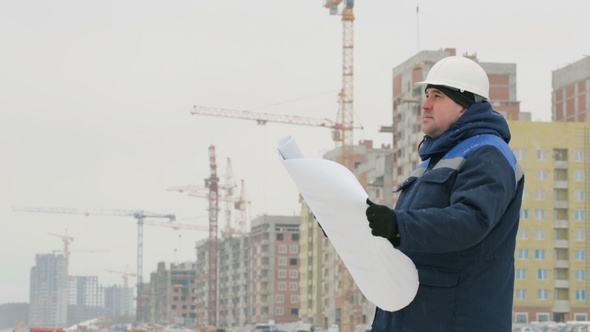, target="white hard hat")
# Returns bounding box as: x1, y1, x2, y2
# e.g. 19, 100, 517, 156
415, 56, 489, 100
